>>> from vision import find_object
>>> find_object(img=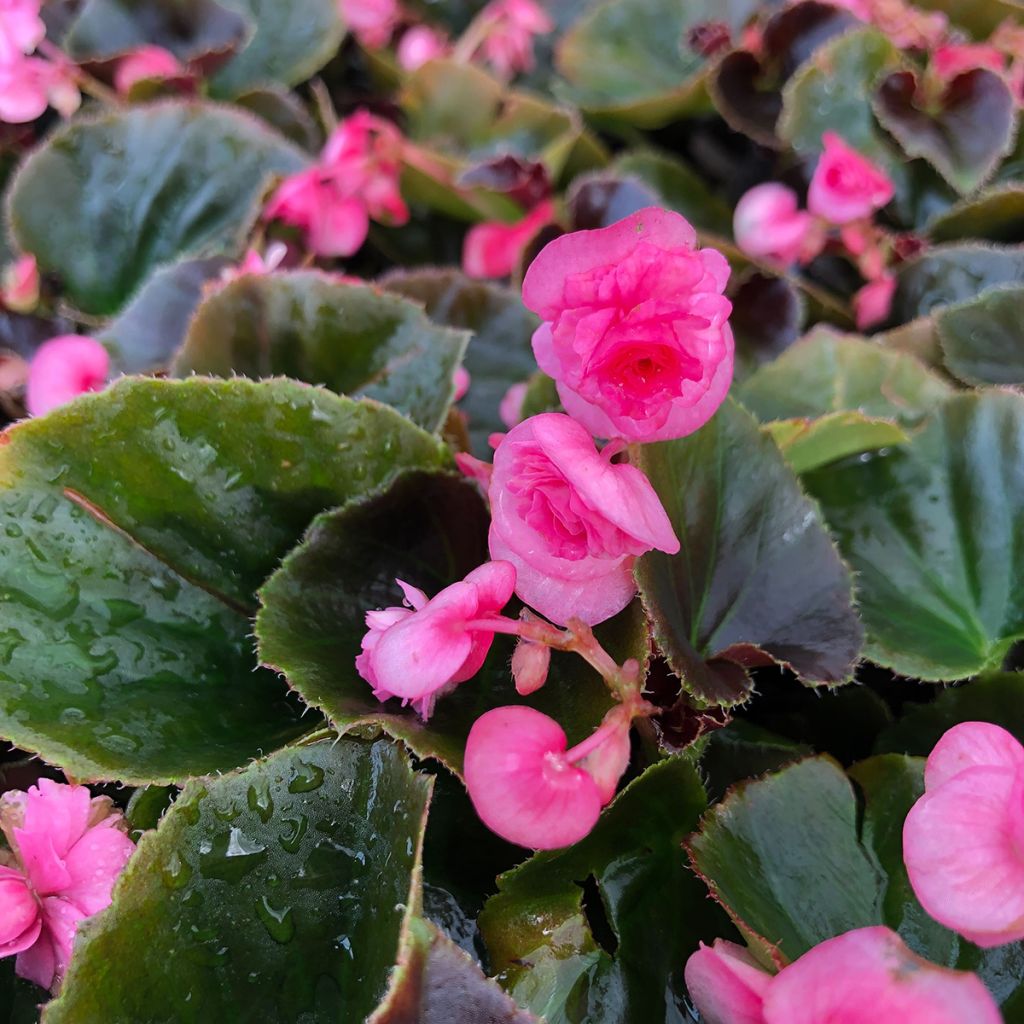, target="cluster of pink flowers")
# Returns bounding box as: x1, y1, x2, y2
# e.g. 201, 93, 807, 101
0, 779, 135, 991
264, 109, 408, 258
814, 0, 947, 49
734, 133, 896, 330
